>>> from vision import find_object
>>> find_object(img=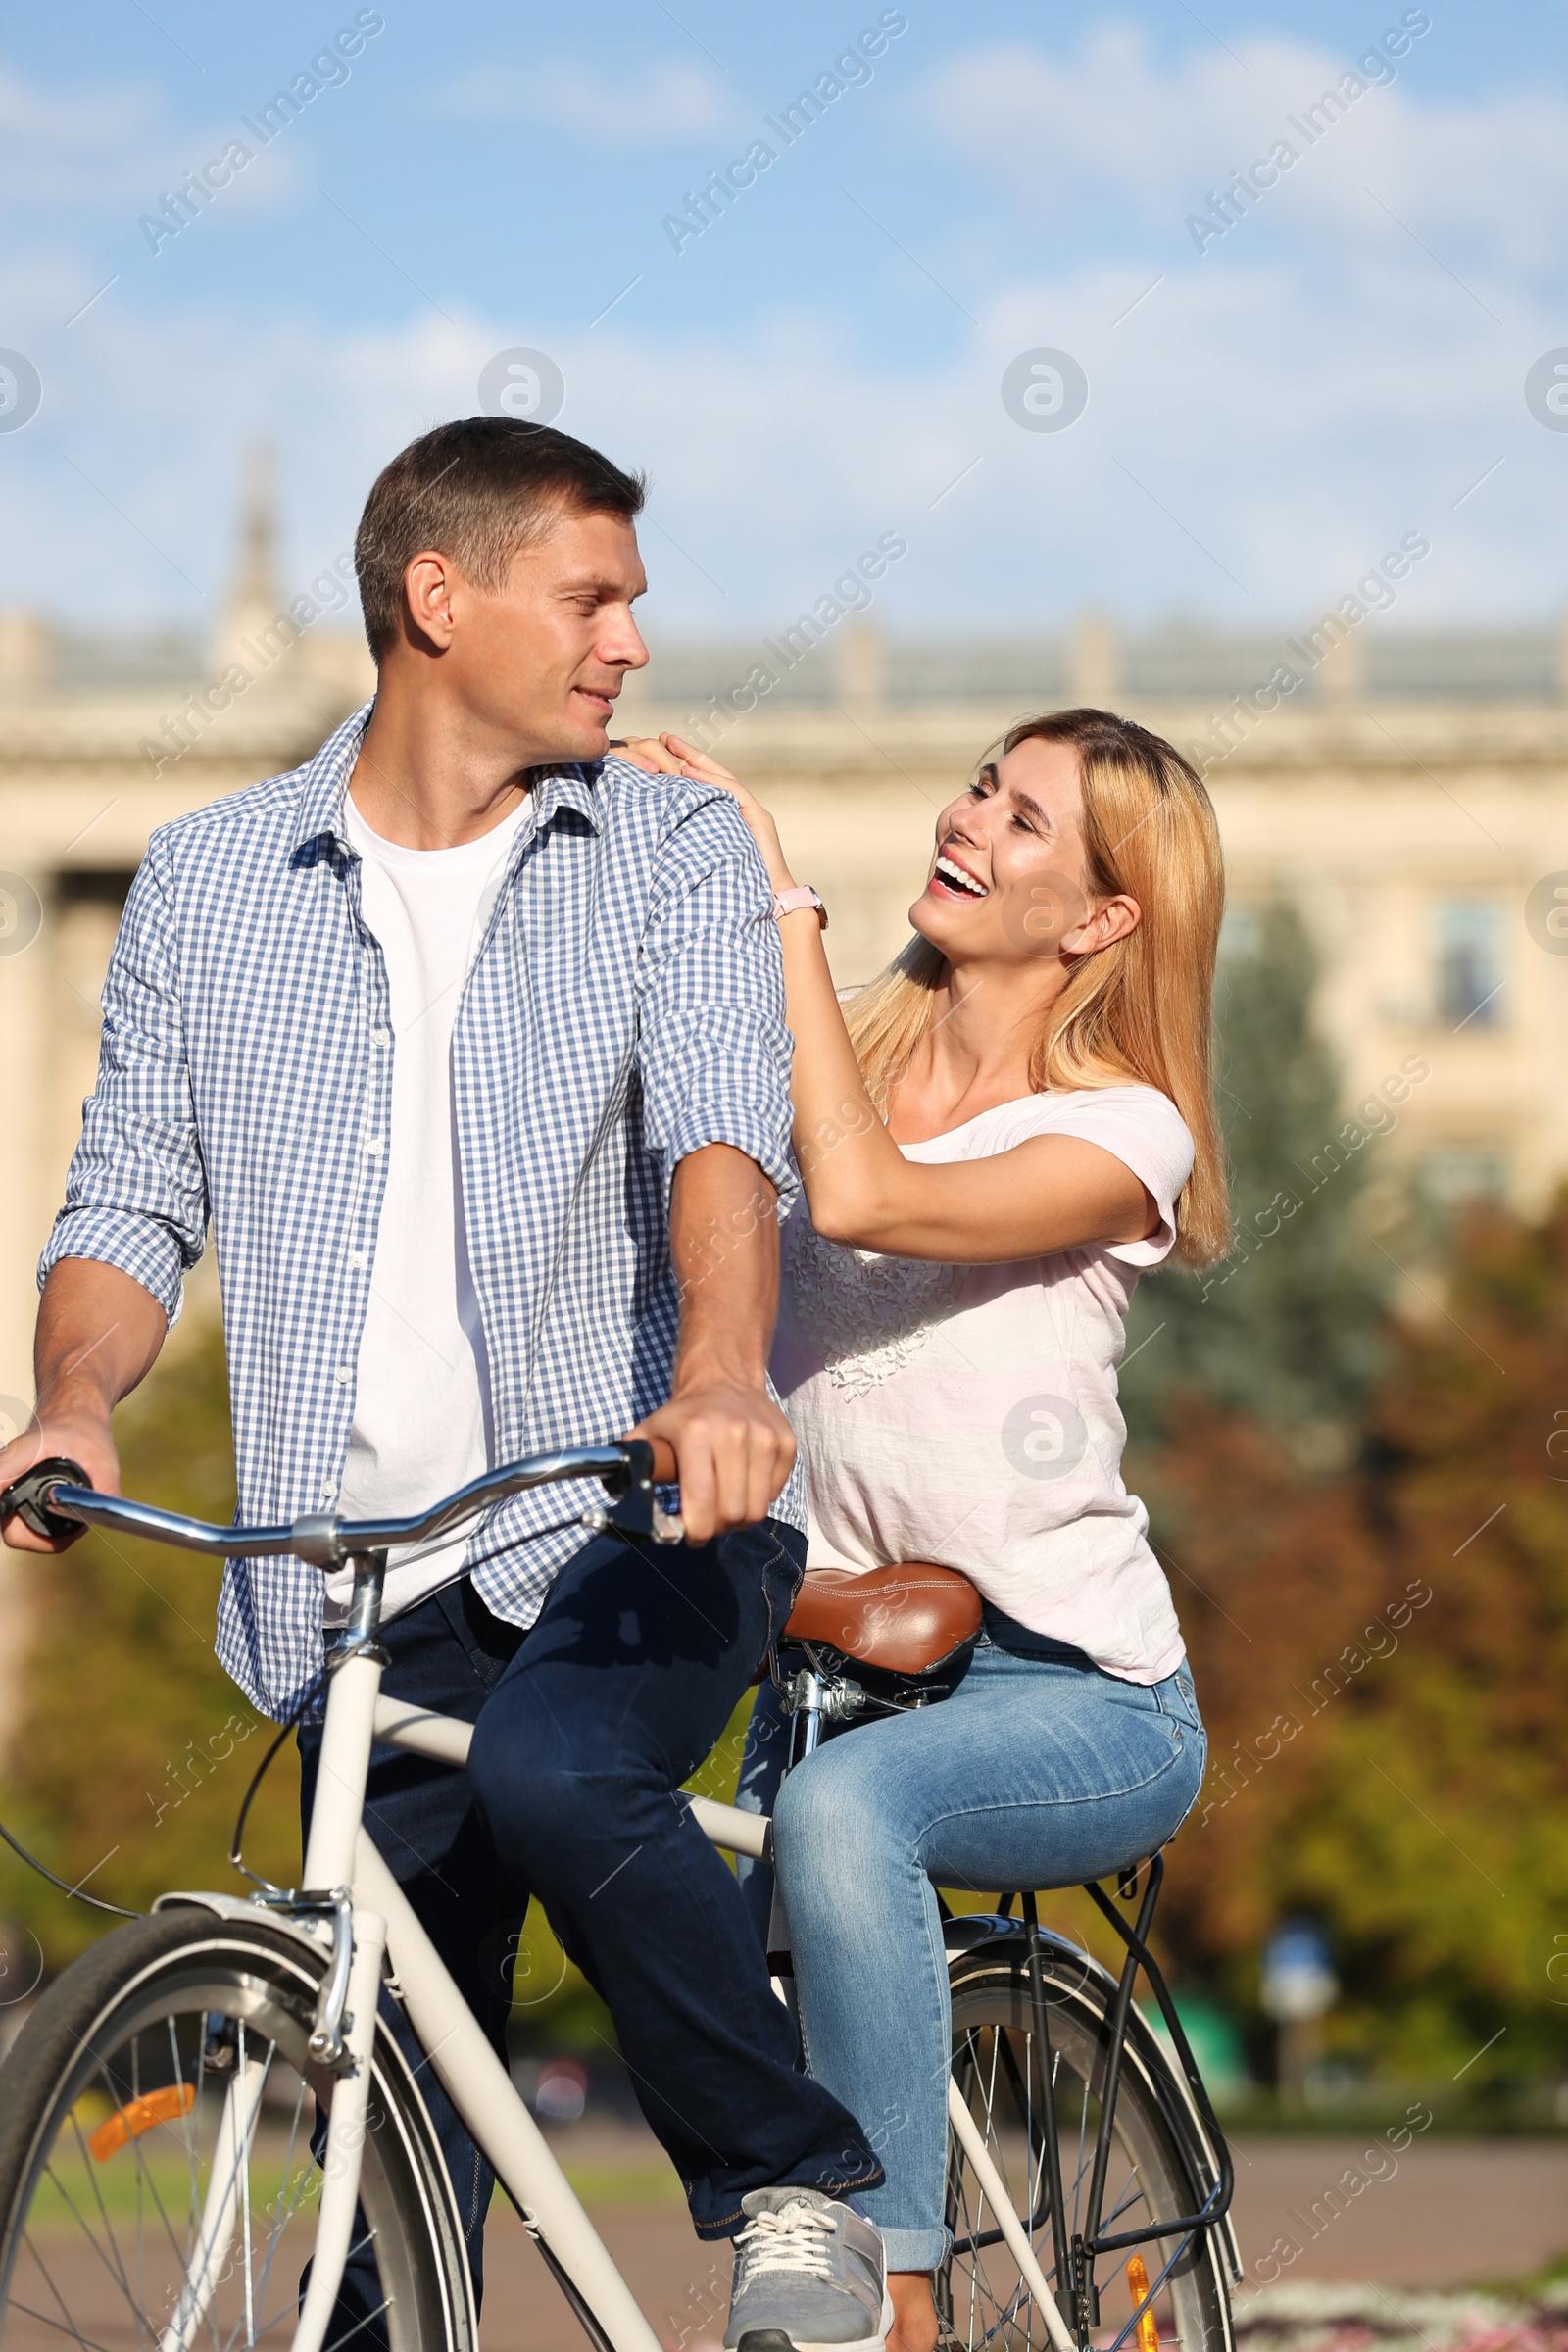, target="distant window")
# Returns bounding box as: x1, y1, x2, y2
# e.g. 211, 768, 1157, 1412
1434, 901, 1504, 1028
1419, 1147, 1509, 1208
